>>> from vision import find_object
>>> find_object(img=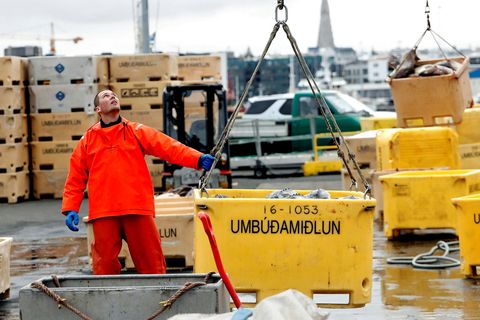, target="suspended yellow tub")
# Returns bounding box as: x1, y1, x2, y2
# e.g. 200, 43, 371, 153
380, 169, 480, 239
451, 194, 480, 279
193, 189, 376, 308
